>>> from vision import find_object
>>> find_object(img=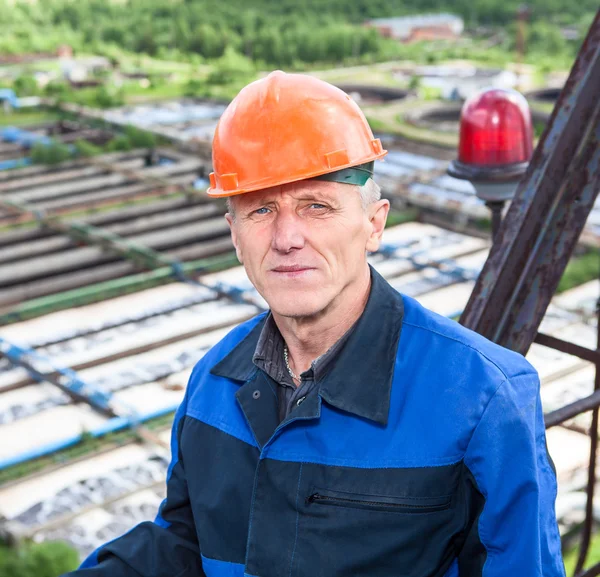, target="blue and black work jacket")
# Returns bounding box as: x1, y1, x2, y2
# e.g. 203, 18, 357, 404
71, 268, 565, 577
